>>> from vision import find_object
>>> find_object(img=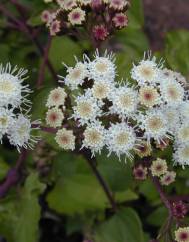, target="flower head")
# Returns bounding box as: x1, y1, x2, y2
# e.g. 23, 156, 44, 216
63, 62, 88, 90
105, 122, 139, 161
82, 121, 105, 156
68, 8, 86, 25
46, 107, 64, 128
8, 114, 39, 151
93, 25, 109, 41
0, 63, 30, 108
87, 51, 116, 82
0, 108, 14, 139
72, 92, 102, 125
46, 87, 67, 108
172, 201, 188, 219
174, 143, 189, 167
50, 20, 61, 36
139, 86, 161, 107
135, 141, 152, 158
110, 0, 128, 10
175, 227, 189, 242
109, 85, 138, 120
55, 128, 75, 150
131, 54, 162, 86
139, 109, 171, 143
91, 80, 114, 100
113, 13, 128, 28
160, 171, 176, 186
133, 165, 148, 180
150, 158, 167, 177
